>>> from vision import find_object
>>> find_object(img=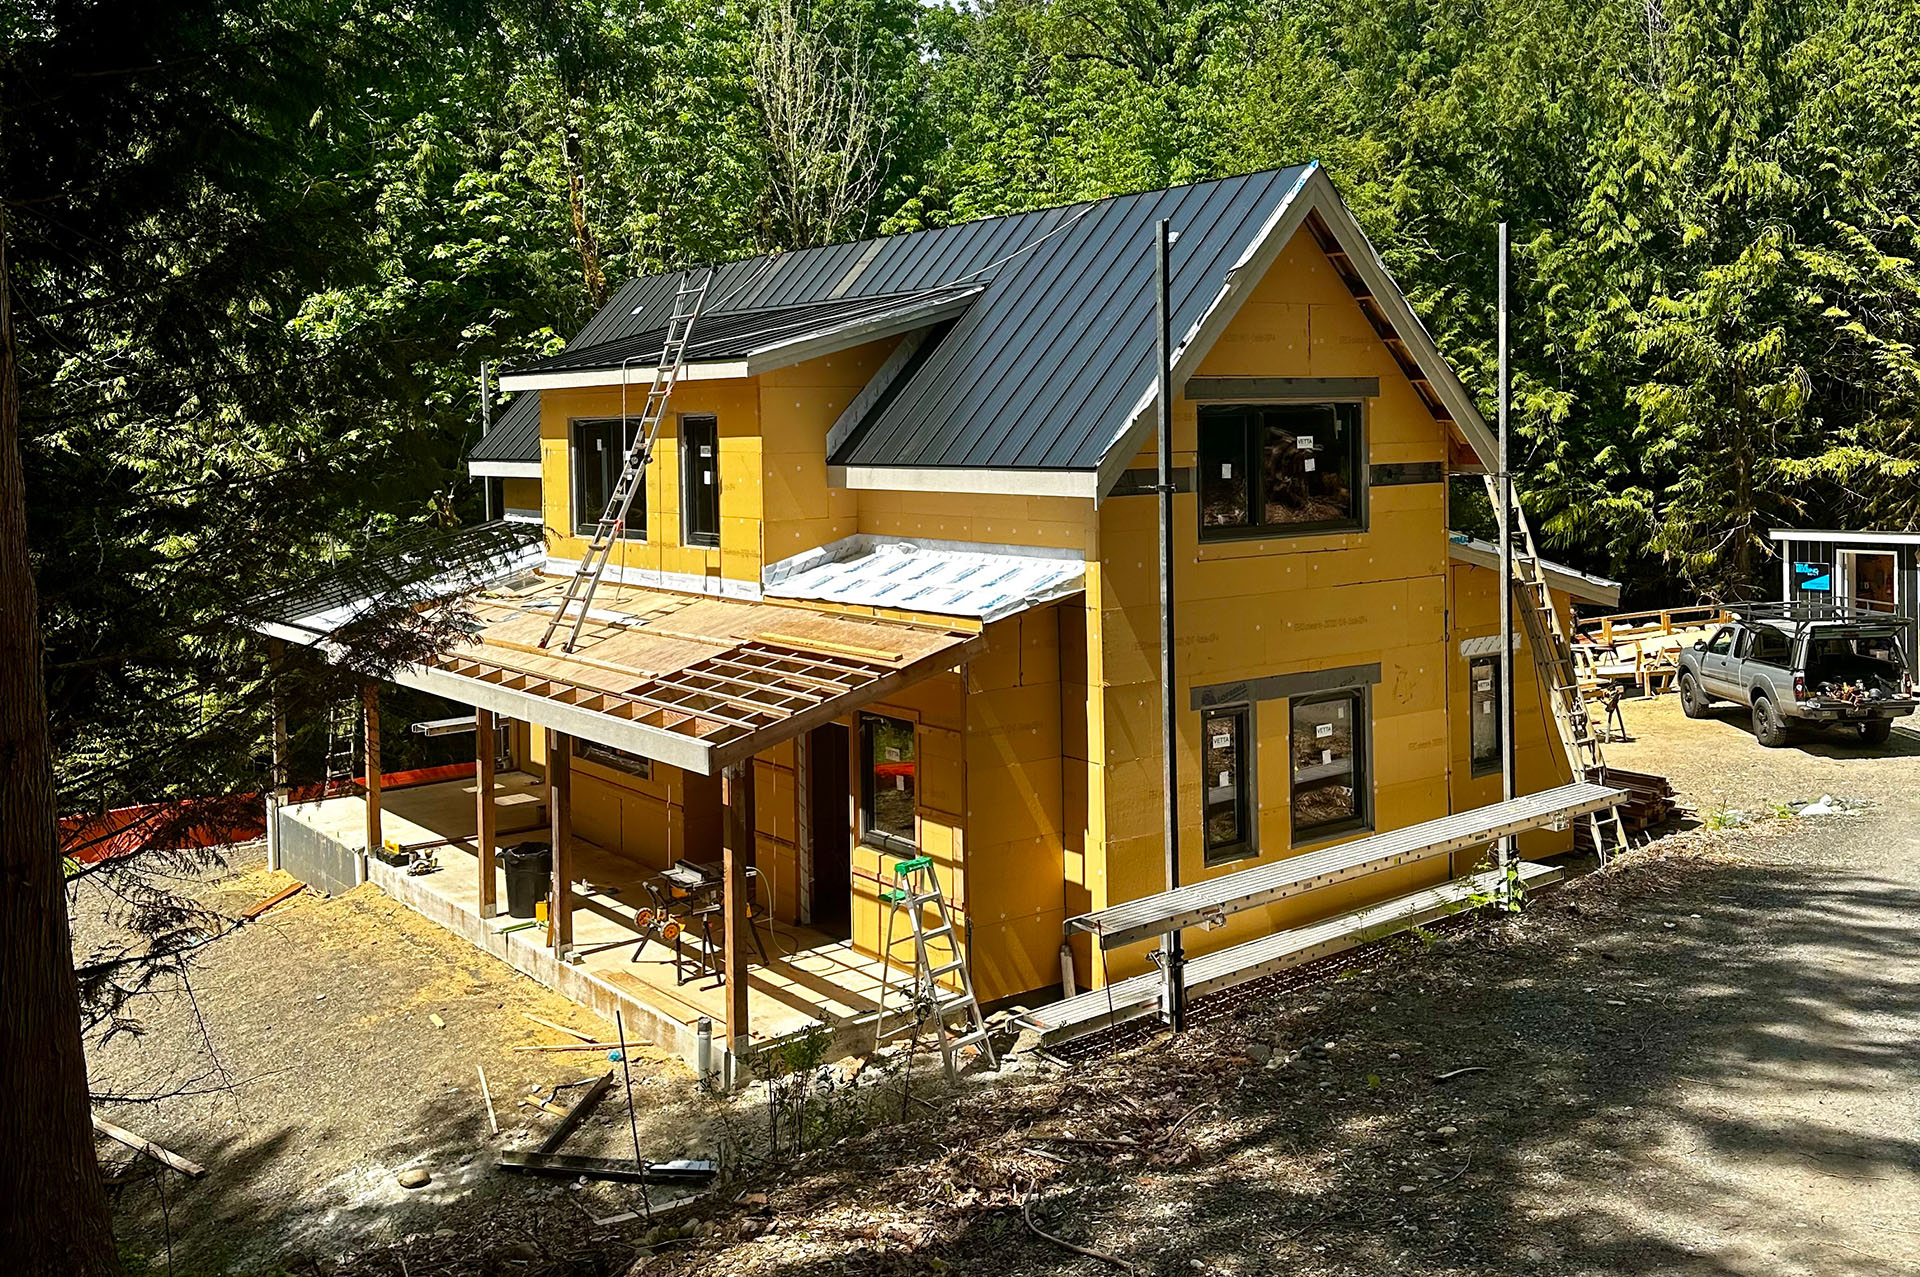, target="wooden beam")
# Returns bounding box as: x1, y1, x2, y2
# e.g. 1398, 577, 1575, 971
548, 728, 574, 956
476, 708, 497, 917
721, 761, 754, 1050
362, 684, 382, 884
92, 1114, 205, 1179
